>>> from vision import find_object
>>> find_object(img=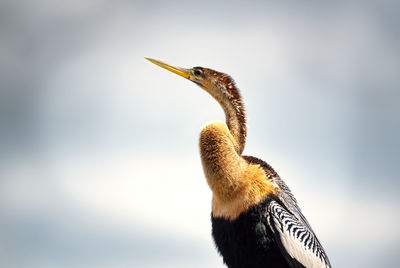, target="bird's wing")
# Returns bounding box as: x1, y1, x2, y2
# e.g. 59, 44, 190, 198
266, 200, 331, 268
243, 155, 331, 267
